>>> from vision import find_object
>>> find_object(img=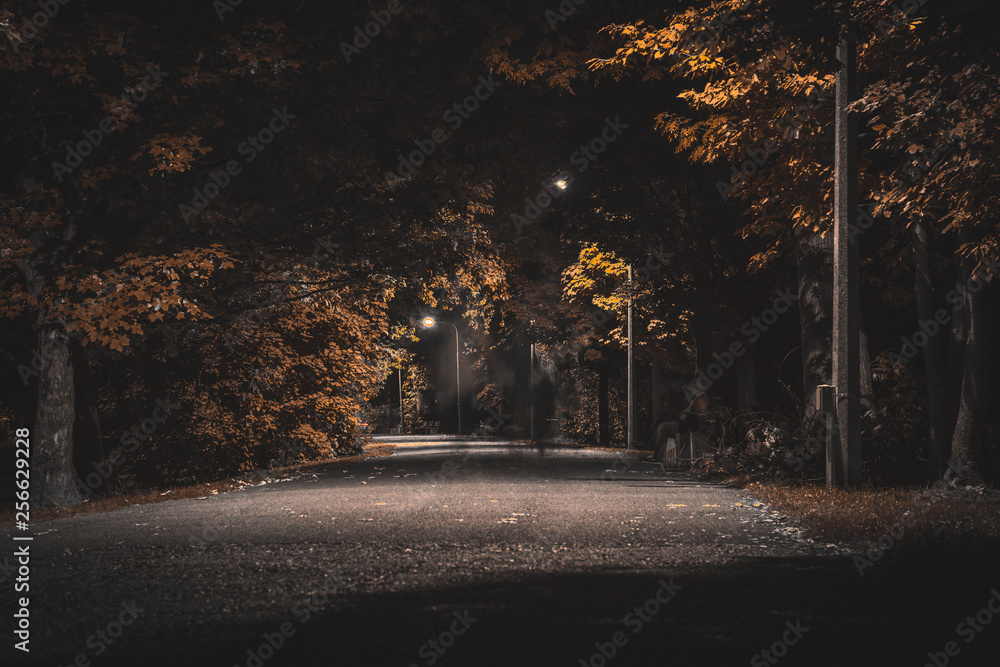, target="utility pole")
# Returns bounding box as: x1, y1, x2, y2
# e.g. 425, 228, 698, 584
529, 343, 535, 441
398, 367, 404, 432
833, 8, 861, 487
627, 265, 636, 449
454, 325, 461, 435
